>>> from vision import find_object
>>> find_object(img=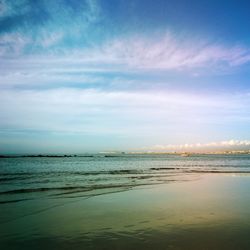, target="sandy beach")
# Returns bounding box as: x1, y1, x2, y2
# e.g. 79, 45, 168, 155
1, 172, 250, 250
